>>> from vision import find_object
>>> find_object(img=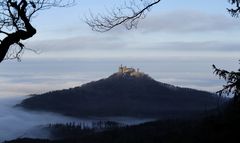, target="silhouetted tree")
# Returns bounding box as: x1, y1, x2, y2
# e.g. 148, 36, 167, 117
86, 0, 240, 32
228, 0, 240, 17
213, 63, 240, 104
0, 0, 74, 63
